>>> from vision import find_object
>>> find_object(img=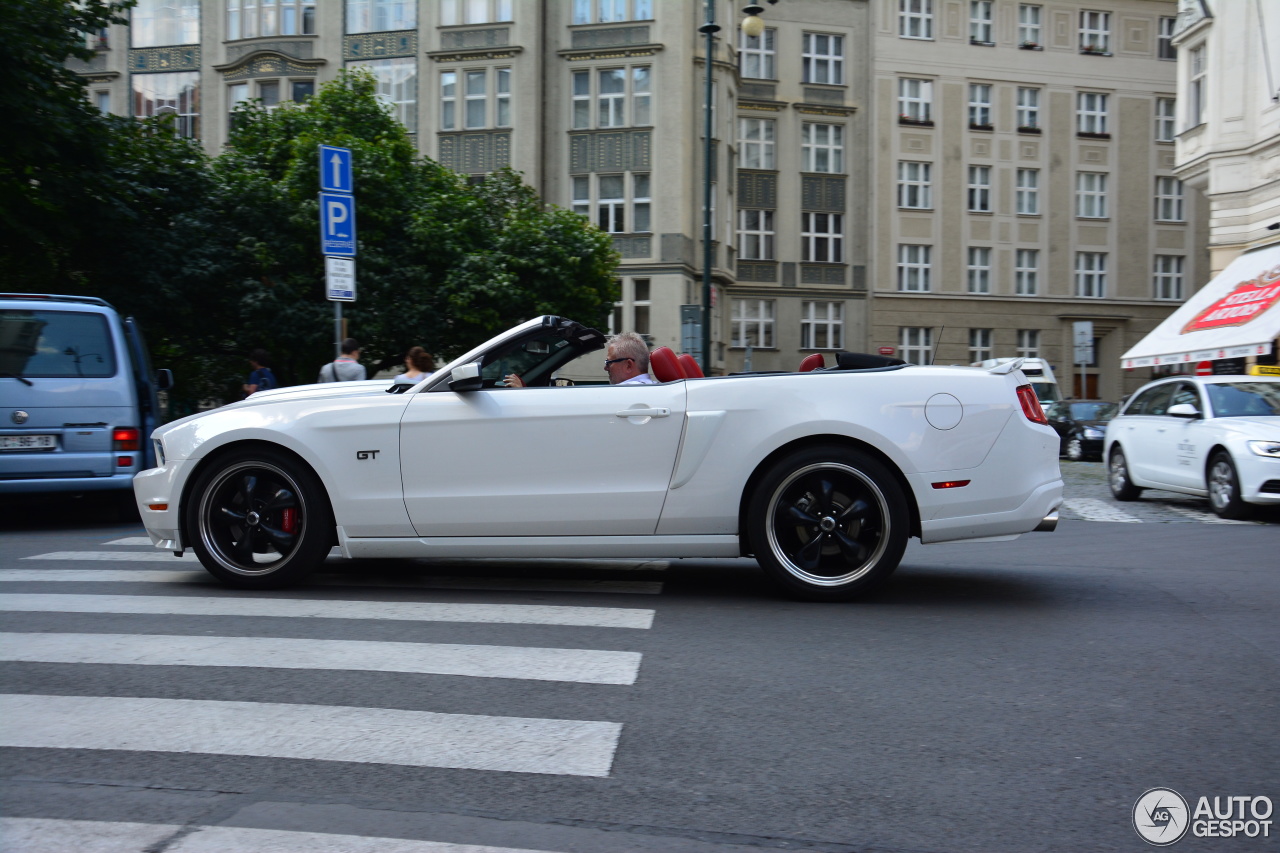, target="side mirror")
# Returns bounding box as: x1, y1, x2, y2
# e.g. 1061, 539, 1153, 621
155, 368, 174, 392
1168, 402, 1200, 419
448, 362, 484, 392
